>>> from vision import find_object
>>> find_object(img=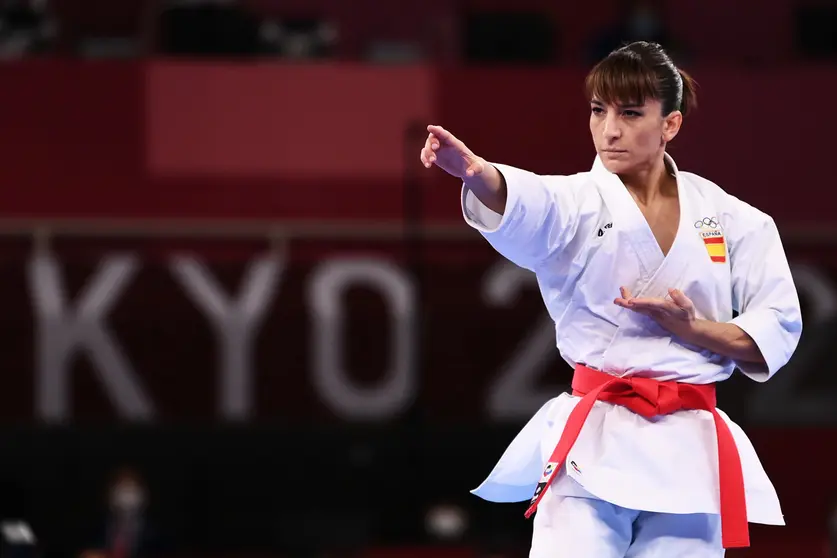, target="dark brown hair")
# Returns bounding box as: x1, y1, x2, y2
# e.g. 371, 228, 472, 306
585, 41, 697, 116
